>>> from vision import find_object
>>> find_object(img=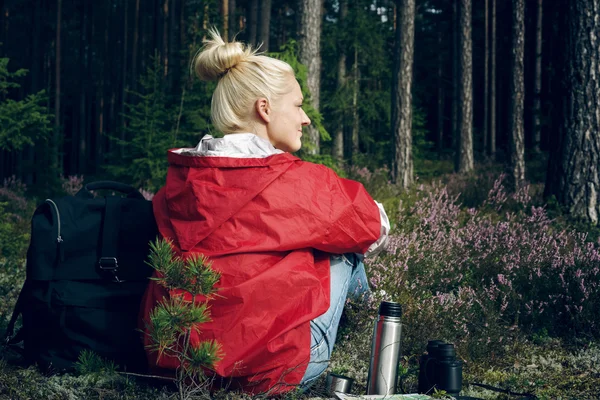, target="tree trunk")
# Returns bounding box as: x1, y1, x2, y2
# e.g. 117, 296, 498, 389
121, 0, 128, 142
132, 0, 140, 91
222, 0, 229, 40
532, 0, 543, 153
248, 0, 258, 46
351, 47, 359, 156
229, 0, 237, 40
509, 0, 525, 188
546, 0, 600, 224
54, 0, 62, 175
451, 0, 458, 153
181, 0, 186, 63
27, 0, 42, 183
483, 0, 489, 156
489, 0, 496, 158
391, 0, 415, 188
169, 0, 178, 90
543, 1, 563, 197
80, 0, 89, 174
437, 26, 444, 153
163, 0, 169, 77
457, 0, 473, 173
333, 0, 347, 161
258, 0, 271, 51
298, 0, 324, 154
